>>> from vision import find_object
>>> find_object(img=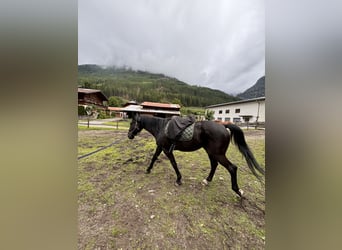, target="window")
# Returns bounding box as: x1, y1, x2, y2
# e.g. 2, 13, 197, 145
243, 117, 251, 122
235, 108, 240, 113
225, 109, 230, 114
224, 117, 230, 122
233, 117, 241, 123
217, 117, 222, 121
218, 110, 222, 114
